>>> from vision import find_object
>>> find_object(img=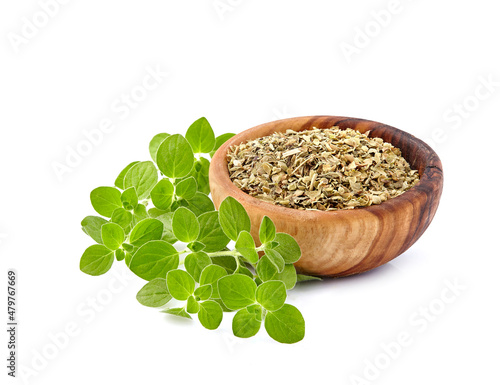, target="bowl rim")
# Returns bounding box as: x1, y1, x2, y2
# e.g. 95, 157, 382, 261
210, 115, 443, 220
